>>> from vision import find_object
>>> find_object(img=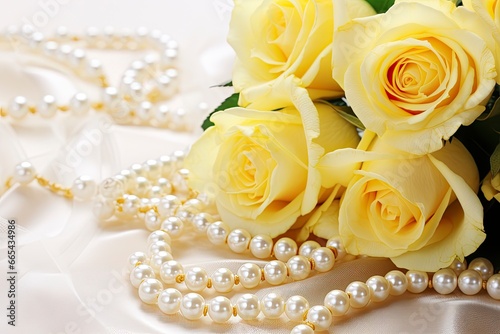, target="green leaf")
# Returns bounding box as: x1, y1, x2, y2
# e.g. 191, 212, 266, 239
210, 80, 233, 88
201, 93, 240, 131
478, 86, 500, 120
491, 143, 500, 176
364, 0, 395, 13
320, 100, 365, 130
